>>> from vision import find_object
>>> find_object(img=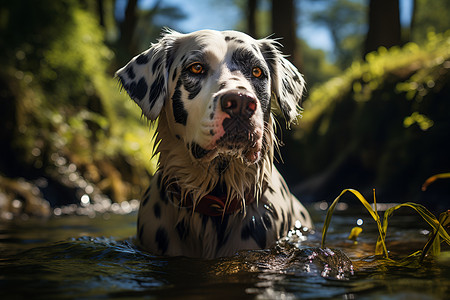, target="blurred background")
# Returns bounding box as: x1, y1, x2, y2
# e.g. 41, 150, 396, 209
1, 0, 449, 219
